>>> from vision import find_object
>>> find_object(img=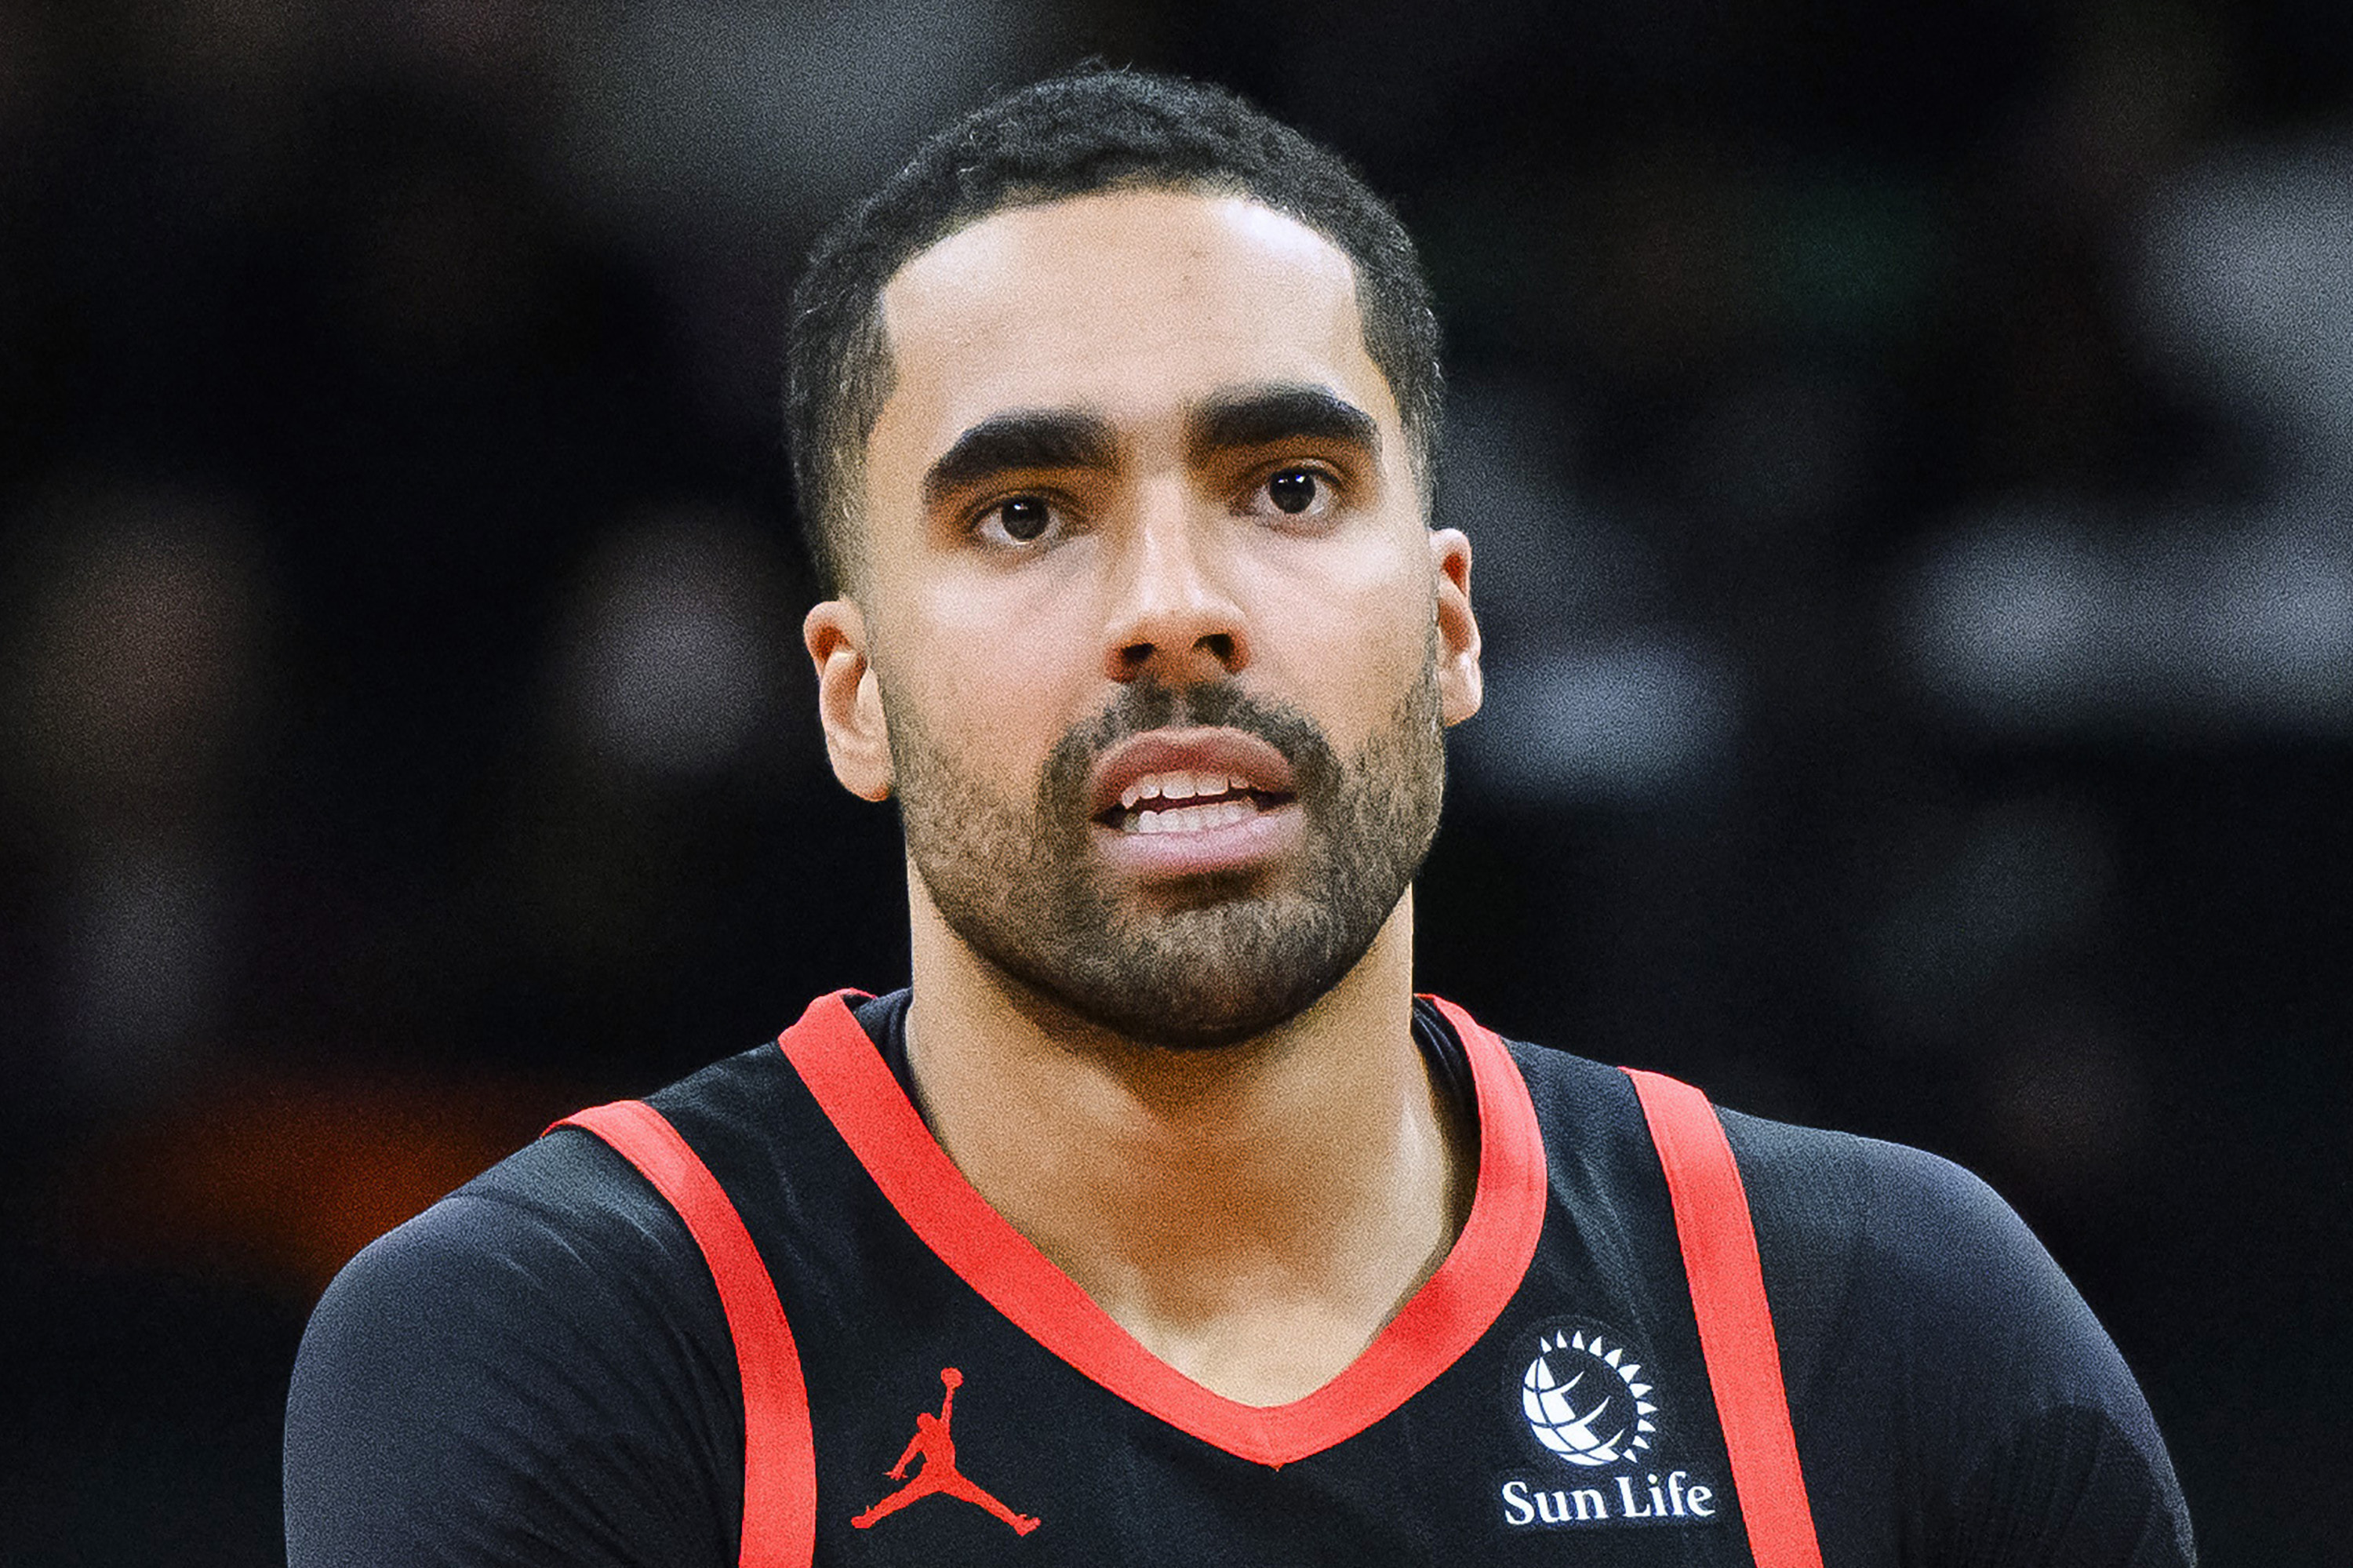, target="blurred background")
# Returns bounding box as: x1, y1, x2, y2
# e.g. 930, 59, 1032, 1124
1, 0, 2346, 1560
